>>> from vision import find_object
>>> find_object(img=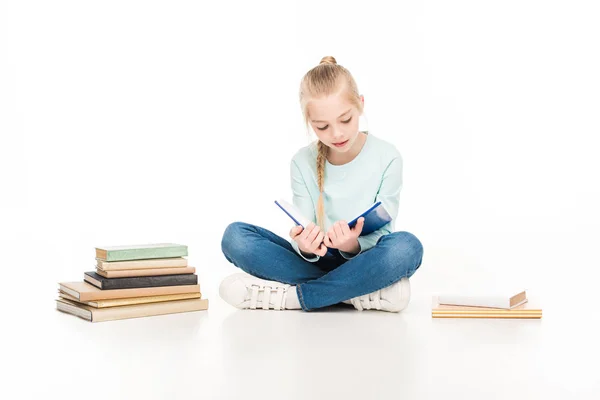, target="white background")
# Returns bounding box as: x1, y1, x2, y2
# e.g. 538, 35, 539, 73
1, 1, 599, 399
